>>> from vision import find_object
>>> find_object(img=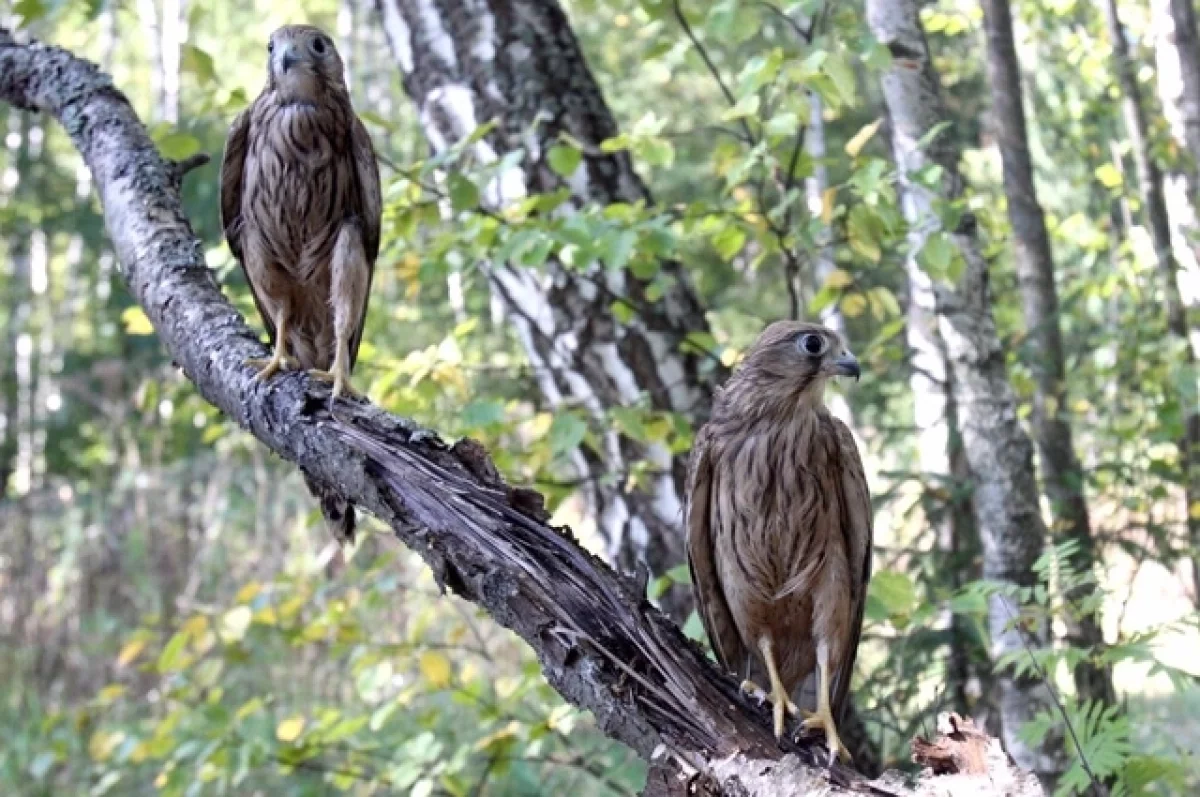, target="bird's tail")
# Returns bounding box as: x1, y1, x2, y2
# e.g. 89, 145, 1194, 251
303, 472, 356, 545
